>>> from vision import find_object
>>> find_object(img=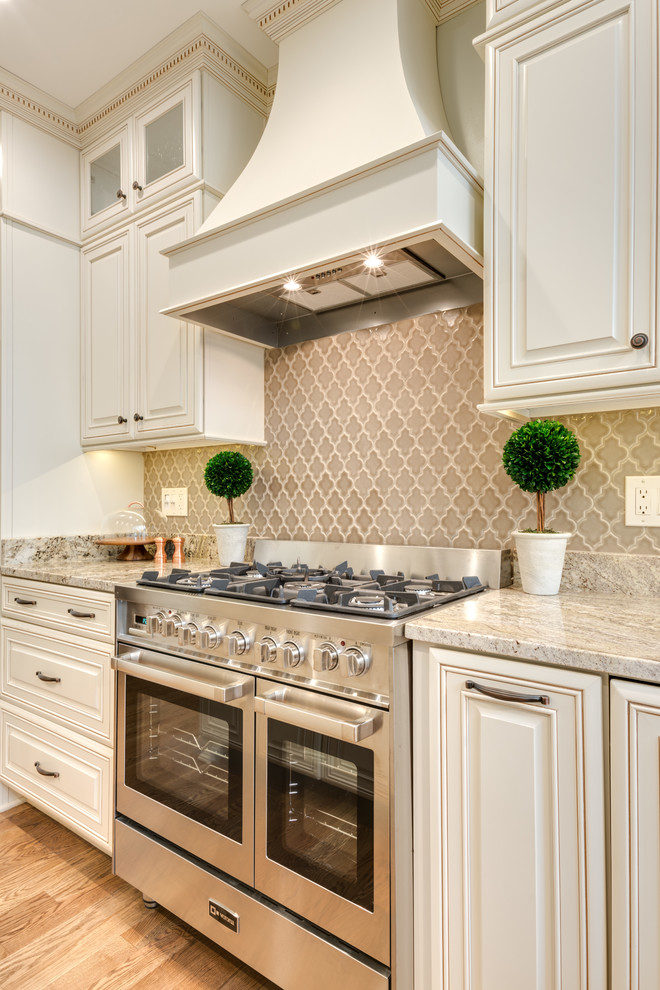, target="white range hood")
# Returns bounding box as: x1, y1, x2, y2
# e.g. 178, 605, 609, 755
163, 0, 484, 348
